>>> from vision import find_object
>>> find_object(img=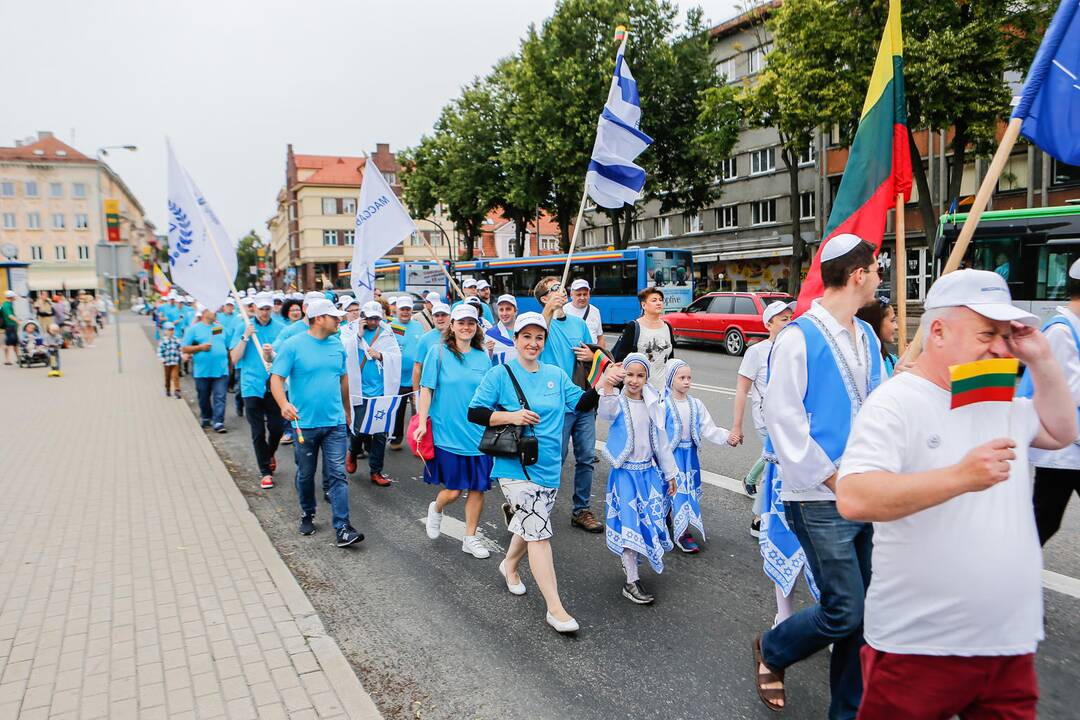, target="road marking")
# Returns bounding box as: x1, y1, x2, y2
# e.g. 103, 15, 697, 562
416, 514, 505, 556
692, 382, 737, 396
